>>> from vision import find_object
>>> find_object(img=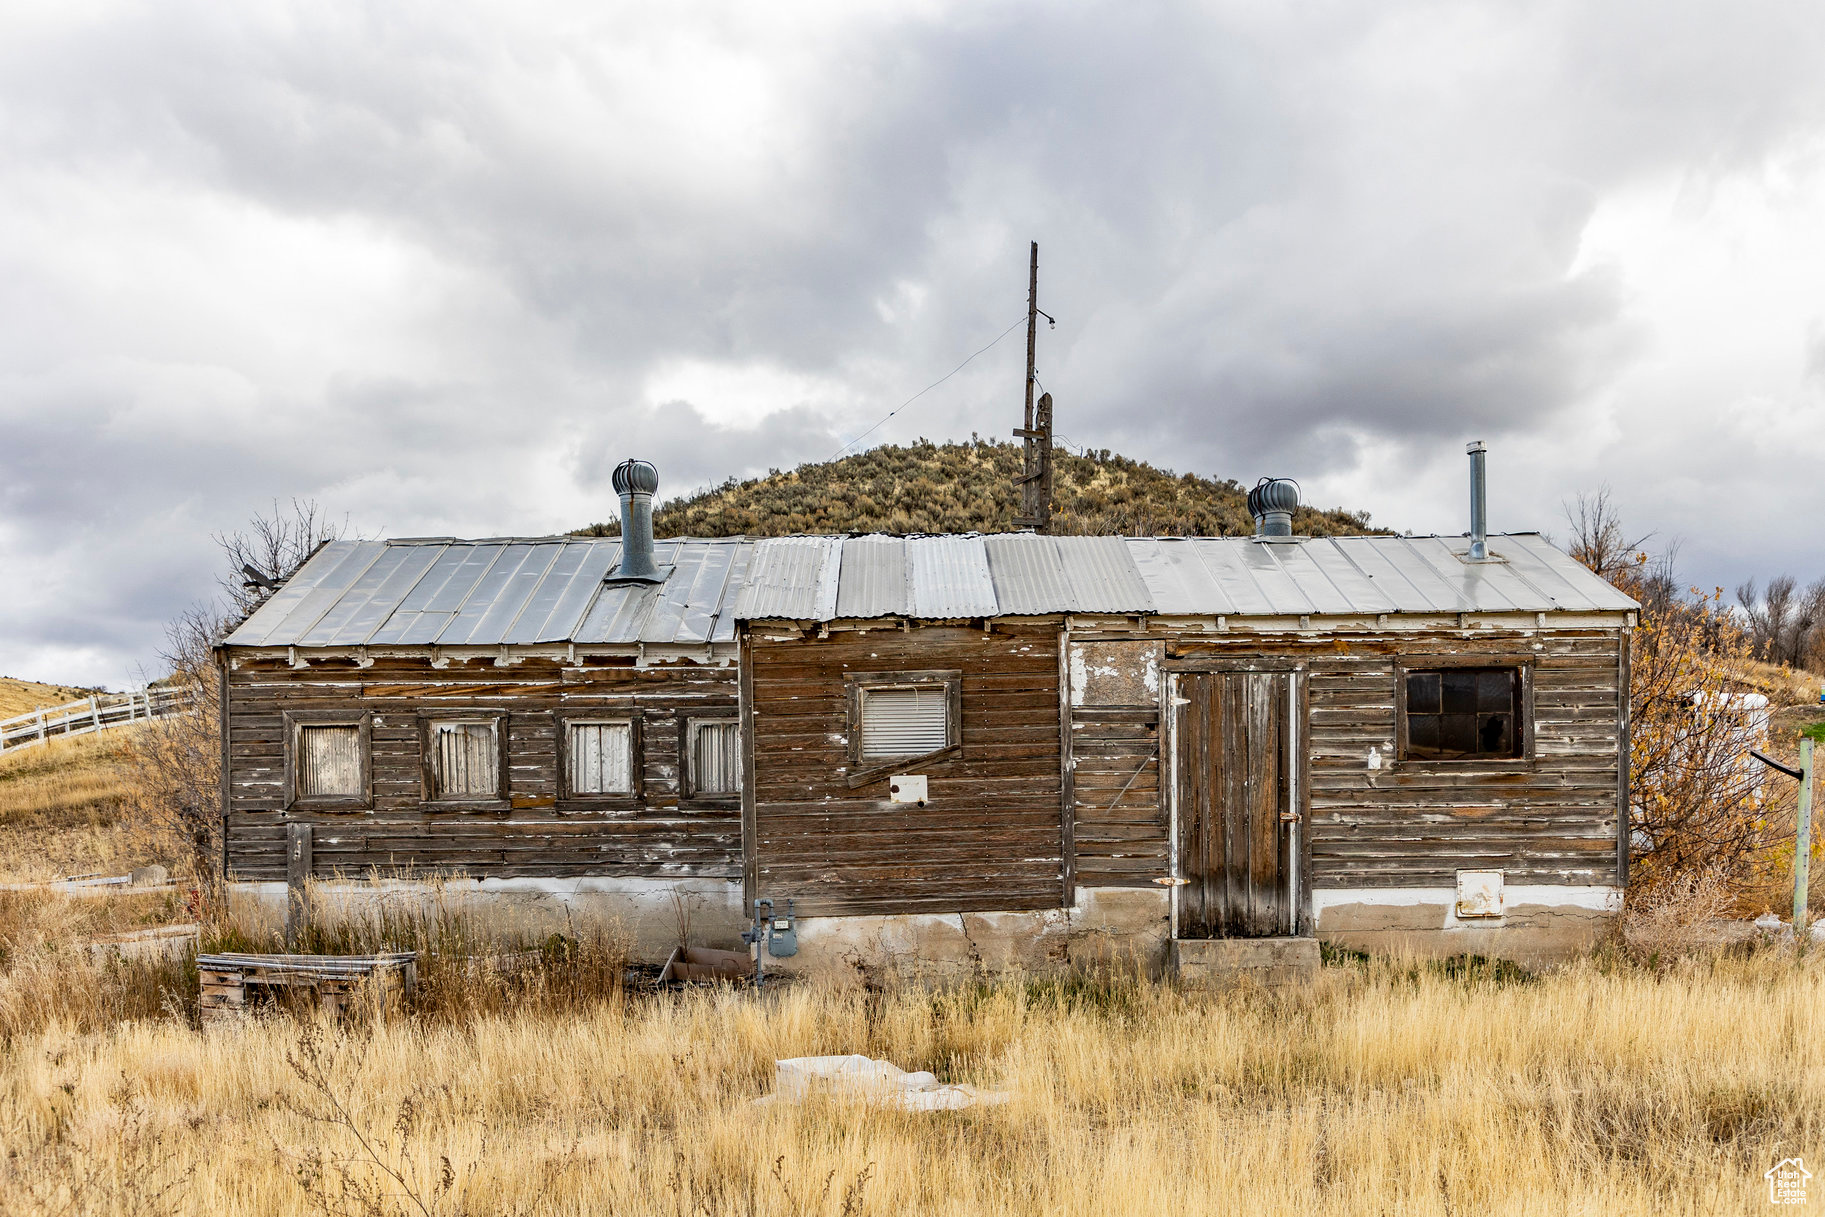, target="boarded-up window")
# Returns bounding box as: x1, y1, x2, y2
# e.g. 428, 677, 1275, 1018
297, 725, 361, 798
859, 686, 949, 759
1403, 667, 1522, 760
431, 721, 500, 798
689, 720, 740, 796
568, 722, 633, 795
